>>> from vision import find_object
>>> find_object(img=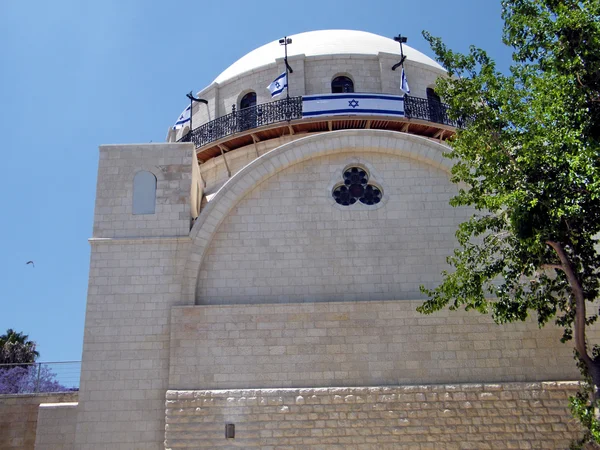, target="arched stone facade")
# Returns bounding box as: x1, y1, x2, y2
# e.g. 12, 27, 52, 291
183, 129, 453, 302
